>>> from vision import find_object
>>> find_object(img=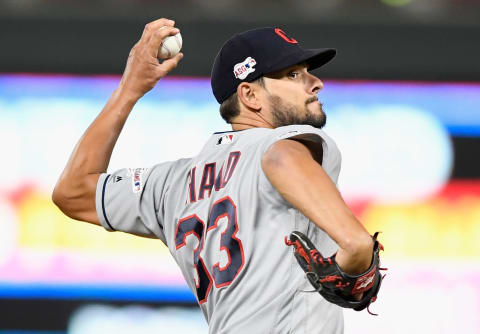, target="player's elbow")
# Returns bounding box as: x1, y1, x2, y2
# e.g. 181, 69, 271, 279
52, 181, 68, 208
52, 184, 81, 218
52, 174, 99, 222
51, 186, 64, 209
